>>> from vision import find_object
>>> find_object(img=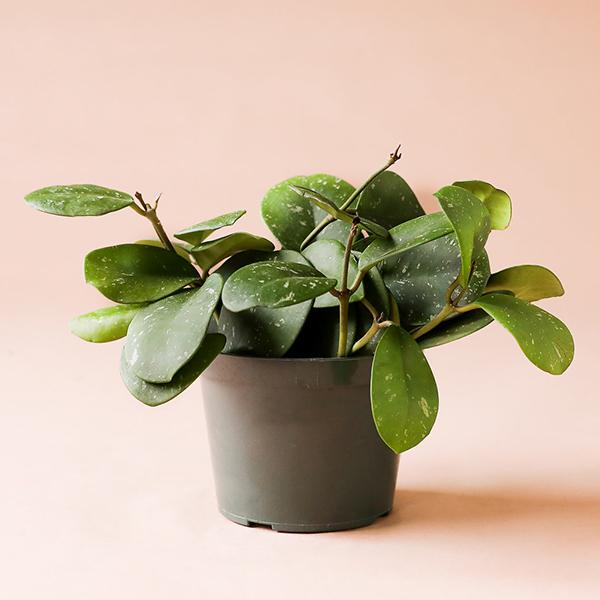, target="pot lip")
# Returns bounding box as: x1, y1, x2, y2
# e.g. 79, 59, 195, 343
216, 352, 373, 364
